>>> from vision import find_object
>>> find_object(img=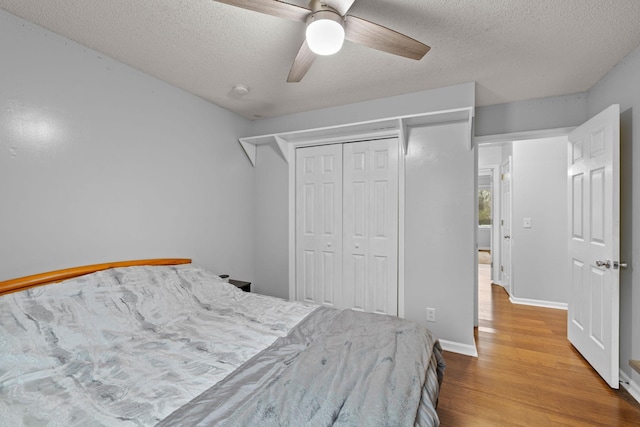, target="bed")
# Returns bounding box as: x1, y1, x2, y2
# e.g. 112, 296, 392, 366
0, 259, 445, 426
